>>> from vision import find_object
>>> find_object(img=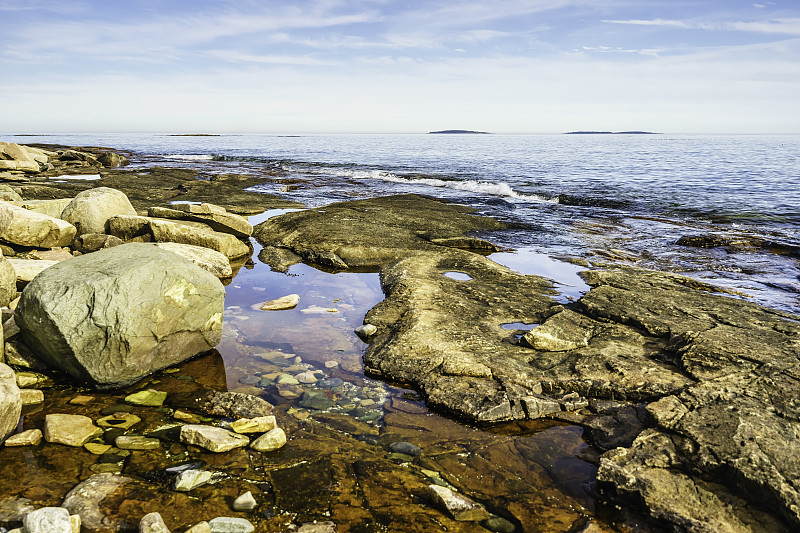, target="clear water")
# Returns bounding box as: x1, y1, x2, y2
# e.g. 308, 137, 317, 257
12, 132, 800, 313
